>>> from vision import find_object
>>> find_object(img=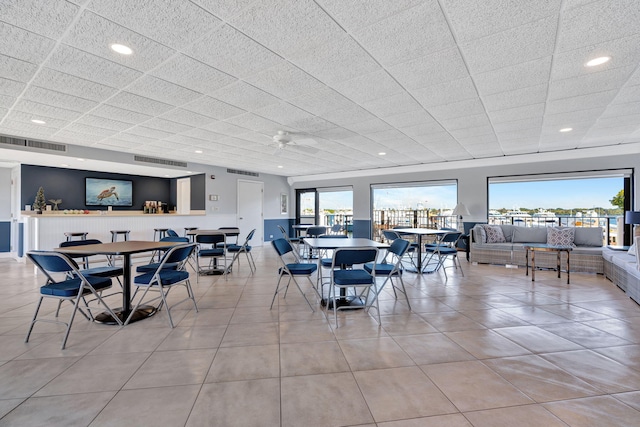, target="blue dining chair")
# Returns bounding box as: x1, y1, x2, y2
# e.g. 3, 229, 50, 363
423, 231, 464, 279
270, 238, 318, 311
228, 229, 256, 274
26, 251, 123, 349
364, 239, 412, 310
